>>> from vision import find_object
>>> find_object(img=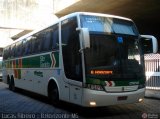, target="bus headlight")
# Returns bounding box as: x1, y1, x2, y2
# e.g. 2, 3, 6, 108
85, 84, 104, 91
90, 101, 96, 106
139, 98, 143, 102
